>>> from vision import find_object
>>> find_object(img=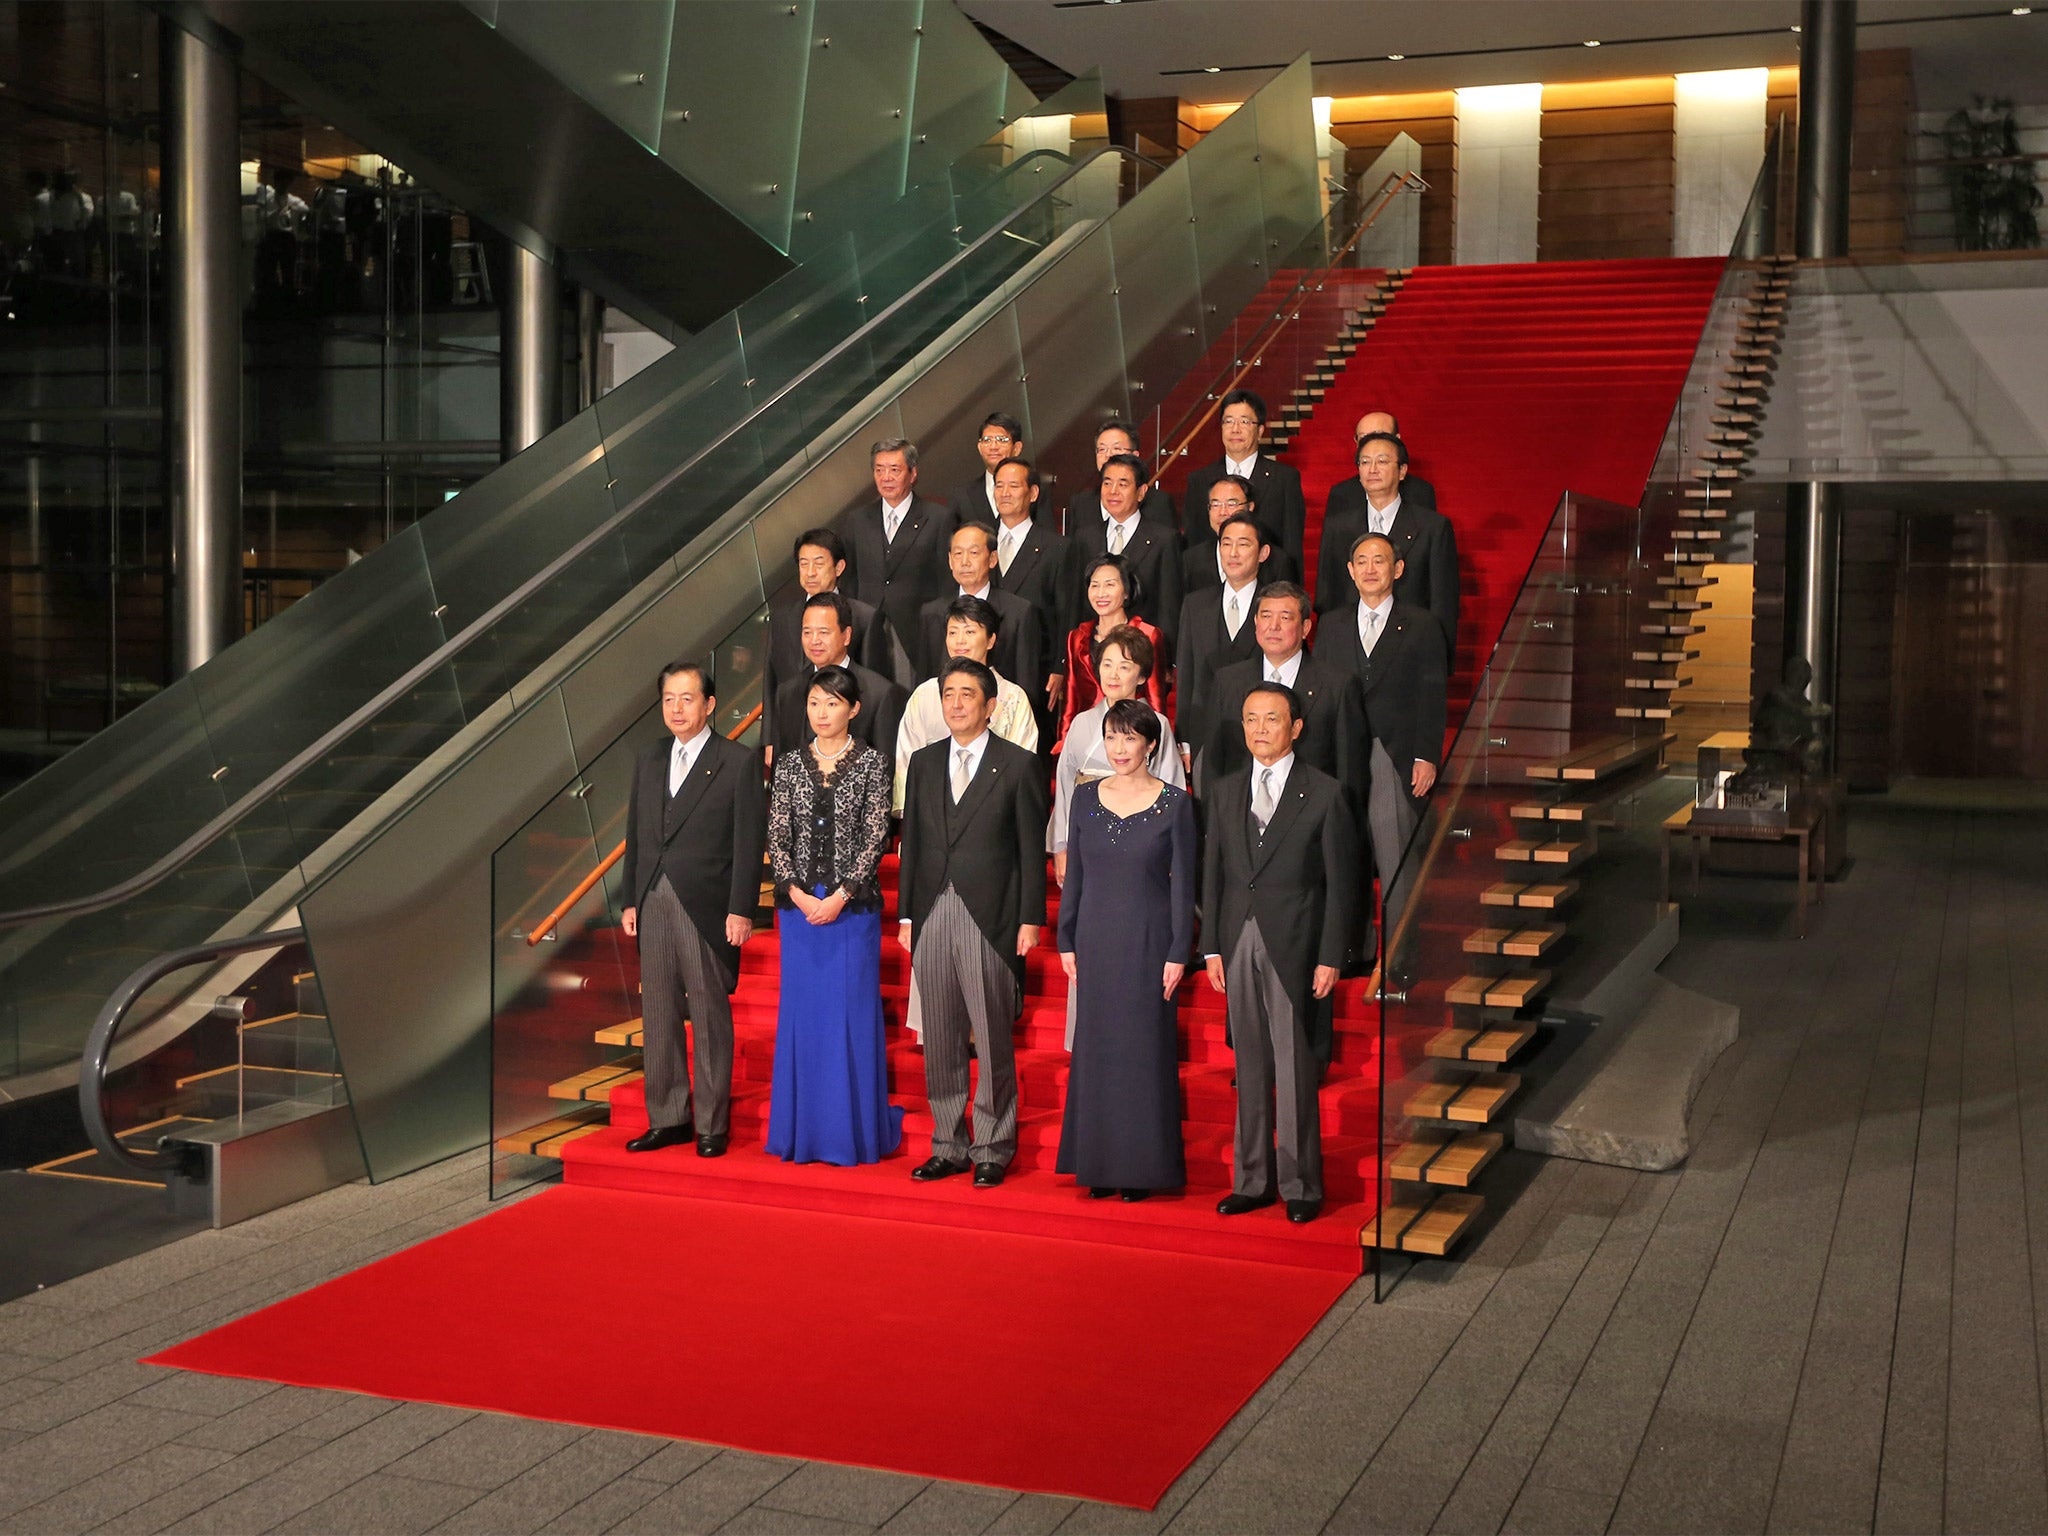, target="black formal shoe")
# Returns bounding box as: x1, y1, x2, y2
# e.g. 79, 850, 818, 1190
911, 1156, 971, 1182
1216, 1192, 1277, 1217
971, 1162, 1006, 1188
624, 1123, 694, 1154
1119, 1188, 1151, 1203
1285, 1199, 1322, 1224
1088, 1186, 1117, 1200
694, 1134, 728, 1158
